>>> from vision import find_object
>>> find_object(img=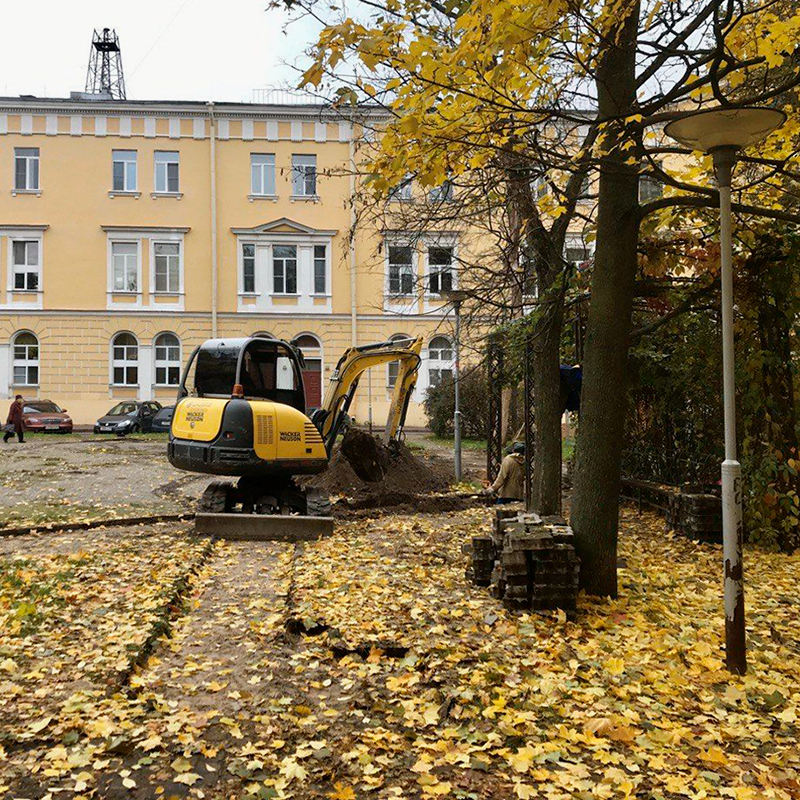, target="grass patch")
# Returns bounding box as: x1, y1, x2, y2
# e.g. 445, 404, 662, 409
423, 435, 487, 451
